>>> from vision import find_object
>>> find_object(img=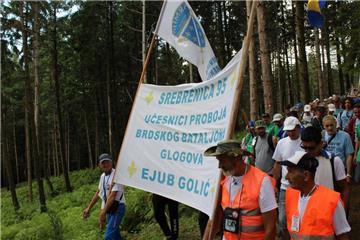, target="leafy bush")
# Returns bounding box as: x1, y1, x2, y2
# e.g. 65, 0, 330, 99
1, 168, 200, 239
